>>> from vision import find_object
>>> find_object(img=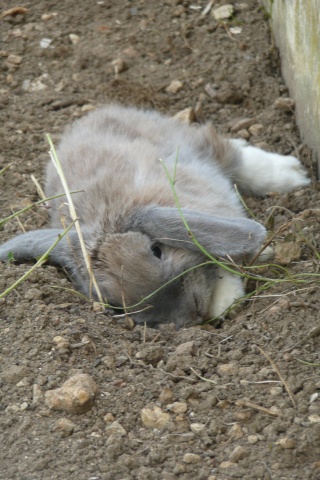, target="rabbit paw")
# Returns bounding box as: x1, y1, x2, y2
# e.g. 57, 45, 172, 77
210, 269, 244, 317
233, 140, 311, 196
